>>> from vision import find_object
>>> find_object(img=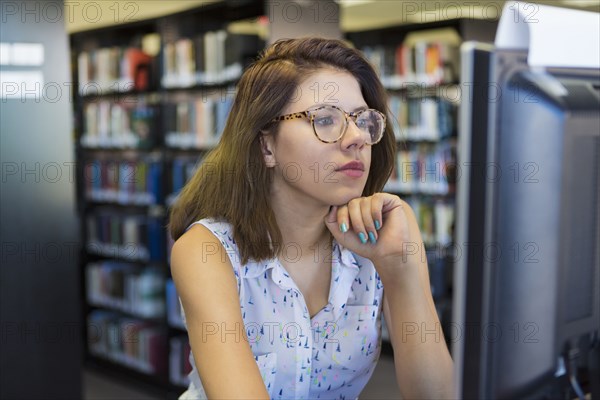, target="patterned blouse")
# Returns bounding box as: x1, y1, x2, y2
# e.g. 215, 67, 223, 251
178, 217, 385, 400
